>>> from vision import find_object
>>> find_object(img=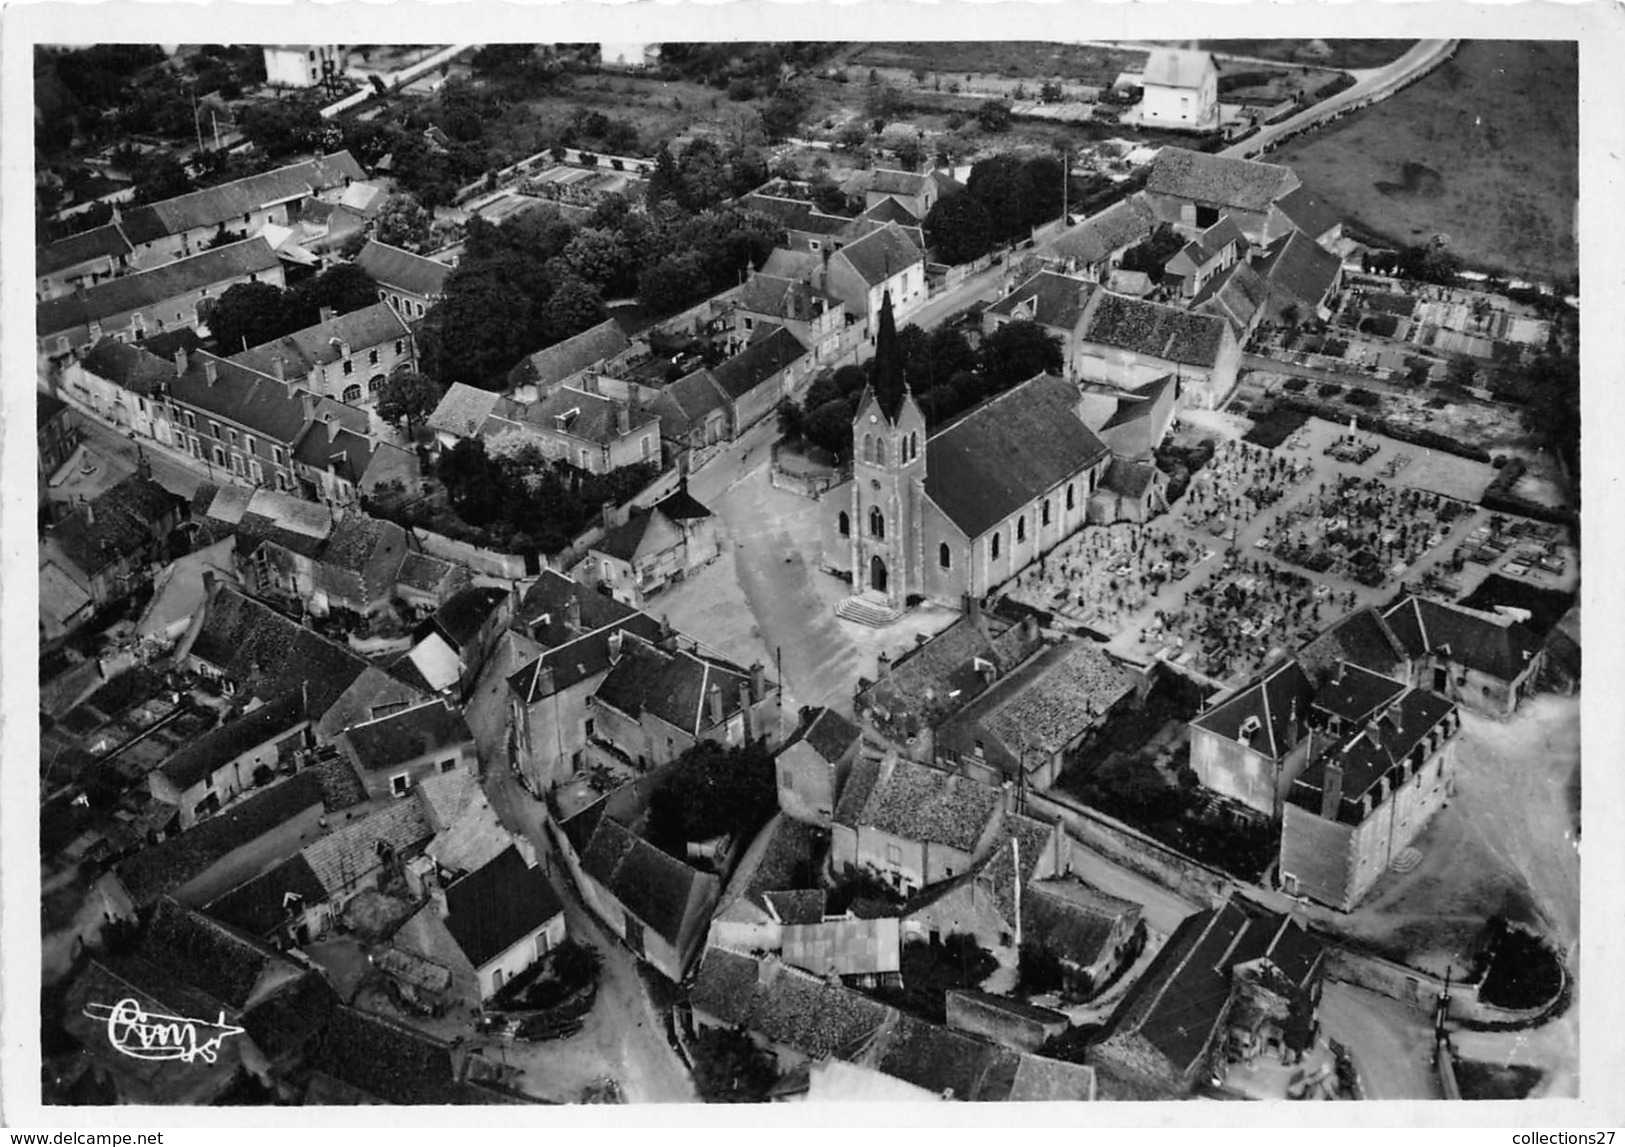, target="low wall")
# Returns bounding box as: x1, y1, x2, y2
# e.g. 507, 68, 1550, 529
412, 528, 528, 579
